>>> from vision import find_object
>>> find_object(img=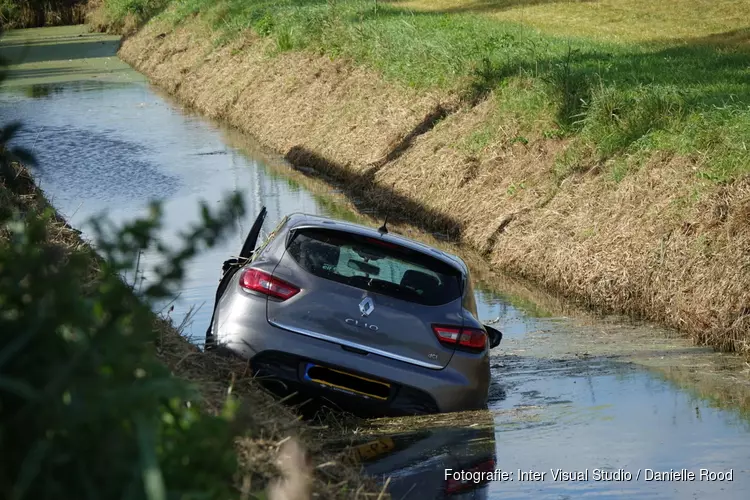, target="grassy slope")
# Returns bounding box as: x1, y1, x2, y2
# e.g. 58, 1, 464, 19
97, 0, 750, 353
119, 0, 750, 182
